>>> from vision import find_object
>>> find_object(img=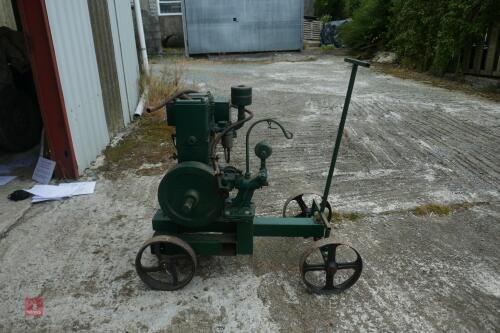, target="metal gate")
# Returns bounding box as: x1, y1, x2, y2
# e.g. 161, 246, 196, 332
183, 0, 303, 55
